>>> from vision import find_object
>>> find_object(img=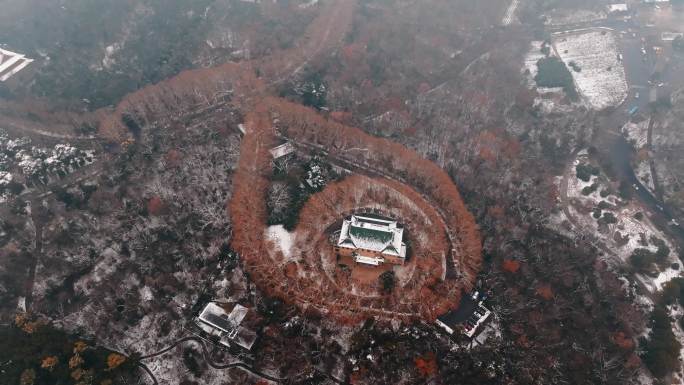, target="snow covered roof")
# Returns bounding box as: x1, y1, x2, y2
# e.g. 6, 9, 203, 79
269, 142, 295, 159
197, 302, 256, 350
337, 215, 406, 258
0, 48, 33, 82
608, 4, 628, 12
